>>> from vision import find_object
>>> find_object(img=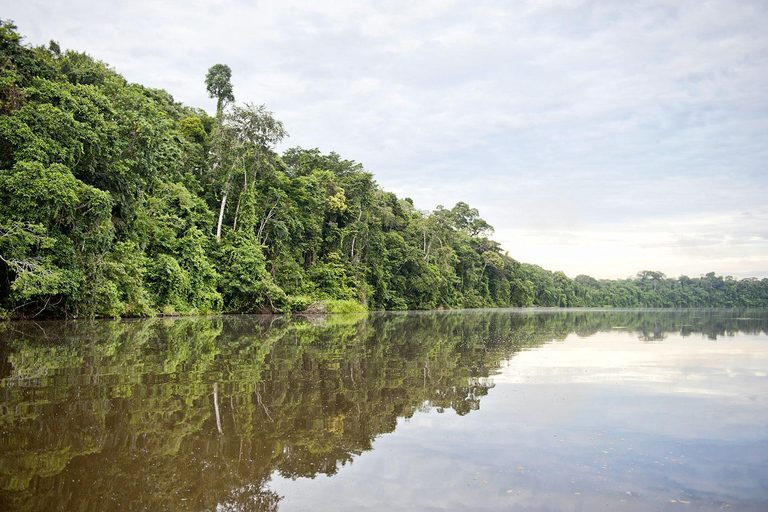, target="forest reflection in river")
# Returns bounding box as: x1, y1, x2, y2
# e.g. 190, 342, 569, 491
1, 309, 767, 511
